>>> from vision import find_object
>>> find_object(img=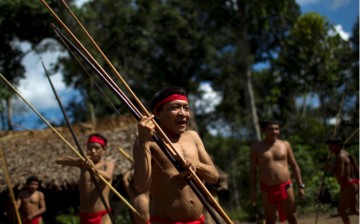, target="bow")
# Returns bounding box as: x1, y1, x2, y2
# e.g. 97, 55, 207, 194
0, 72, 145, 222
0, 145, 22, 224
42, 62, 117, 223
39, 0, 233, 223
